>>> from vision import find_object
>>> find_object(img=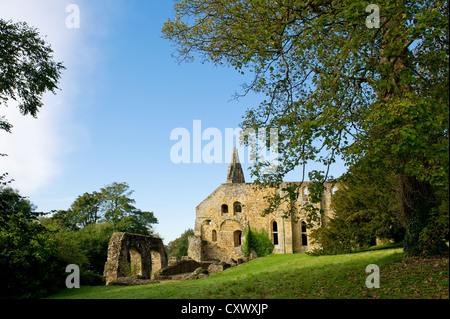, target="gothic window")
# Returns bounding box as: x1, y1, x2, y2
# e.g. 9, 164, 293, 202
212, 230, 217, 242
272, 221, 279, 245
302, 187, 308, 201
221, 204, 228, 214
301, 222, 308, 246
233, 202, 242, 214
